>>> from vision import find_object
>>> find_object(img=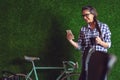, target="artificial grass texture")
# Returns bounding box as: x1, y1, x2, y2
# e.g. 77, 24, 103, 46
0, 0, 119, 80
